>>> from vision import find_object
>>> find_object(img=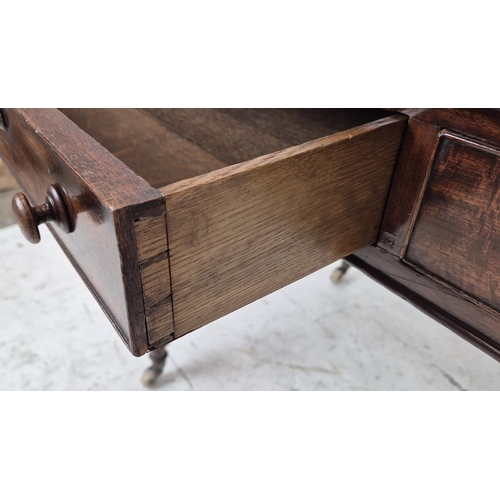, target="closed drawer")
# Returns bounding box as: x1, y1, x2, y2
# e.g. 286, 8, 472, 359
0, 109, 406, 356
406, 132, 500, 311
